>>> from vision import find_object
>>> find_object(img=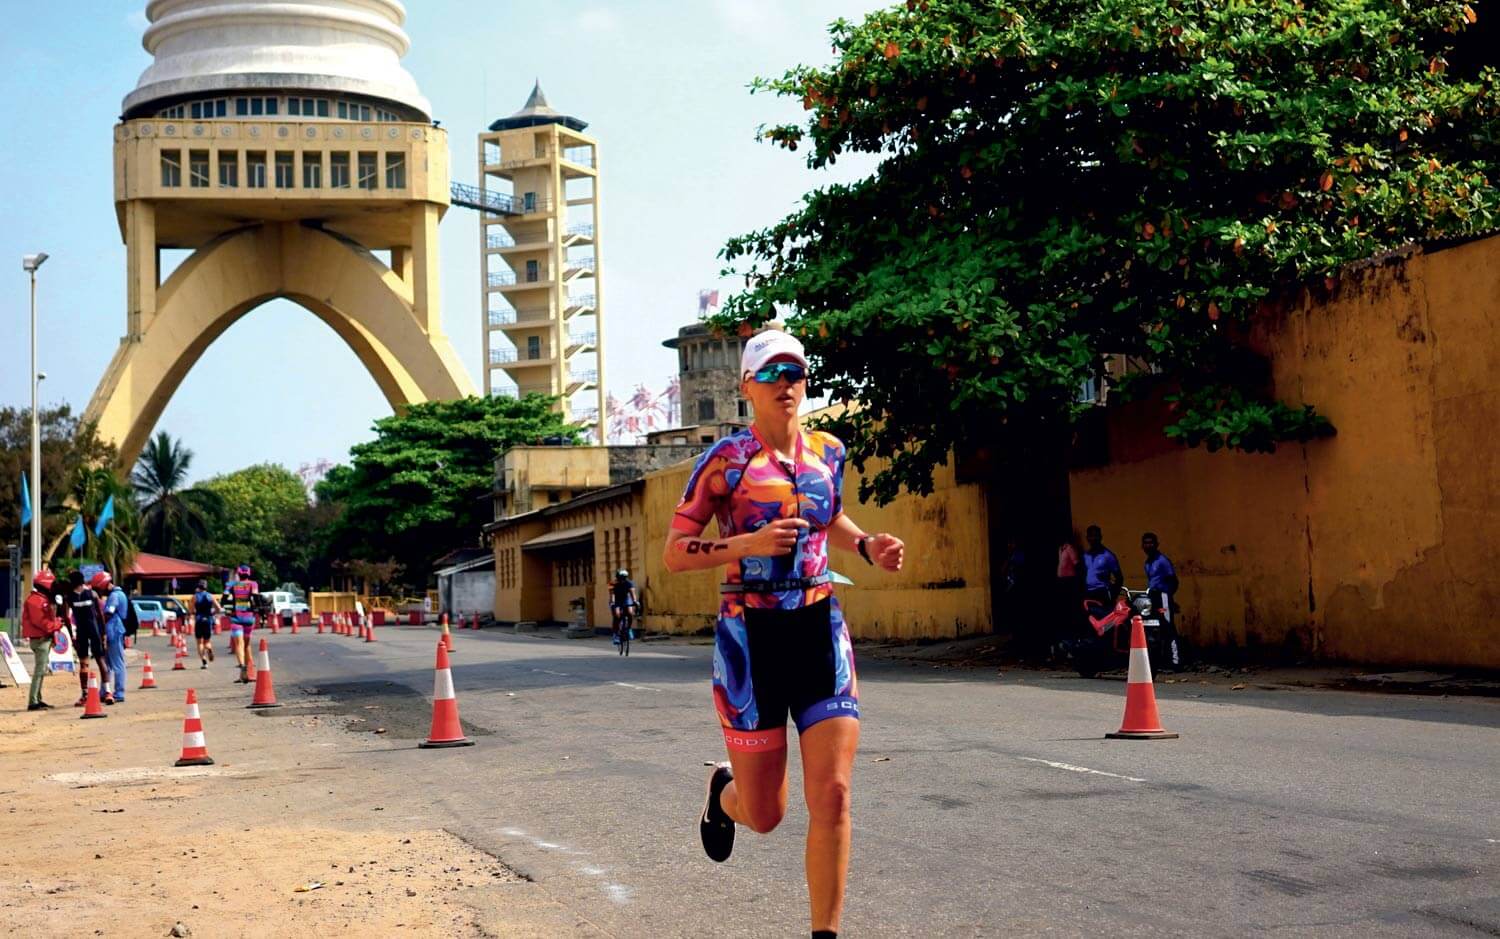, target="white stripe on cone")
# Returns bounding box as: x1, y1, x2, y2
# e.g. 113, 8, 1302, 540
1127, 646, 1152, 685
182, 731, 205, 748
434, 668, 455, 701
257, 650, 269, 670
185, 704, 200, 719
